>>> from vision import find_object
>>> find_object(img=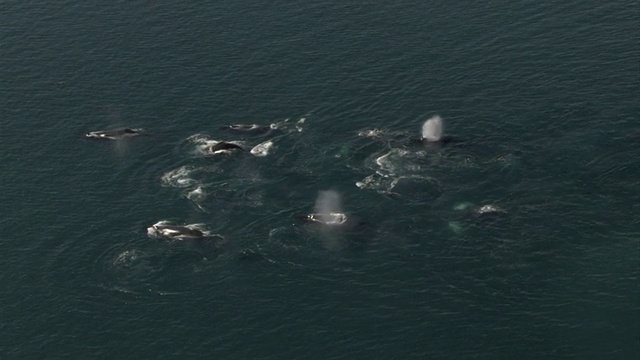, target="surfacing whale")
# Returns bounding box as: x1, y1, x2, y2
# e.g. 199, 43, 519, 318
250, 140, 274, 157
297, 212, 369, 236
299, 212, 349, 226
453, 203, 507, 223
147, 221, 208, 239
421, 115, 443, 142
297, 213, 368, 232
448, 203, 507, 233
219, 124, 276, 135
418, 115, 458, 145
205, 141, 247, 155
86, 128, 141, 140
473, 204, 507, 219
298, 191, 366, 229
